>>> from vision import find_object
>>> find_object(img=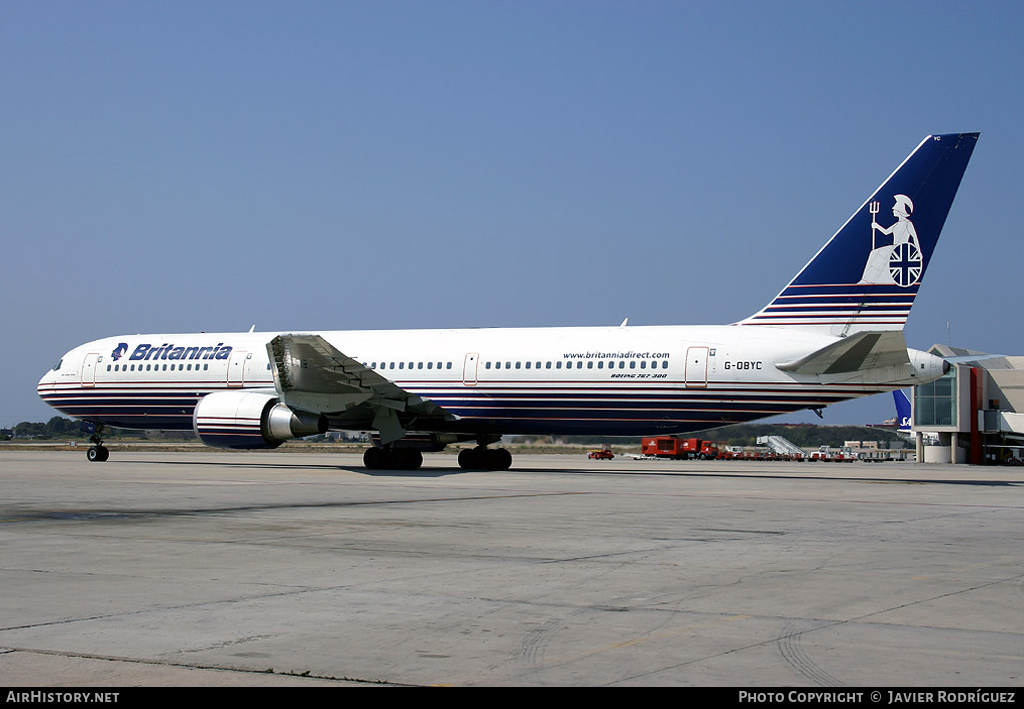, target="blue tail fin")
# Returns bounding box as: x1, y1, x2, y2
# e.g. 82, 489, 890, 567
740, 133, 979, 335
894, 389, 912, 434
